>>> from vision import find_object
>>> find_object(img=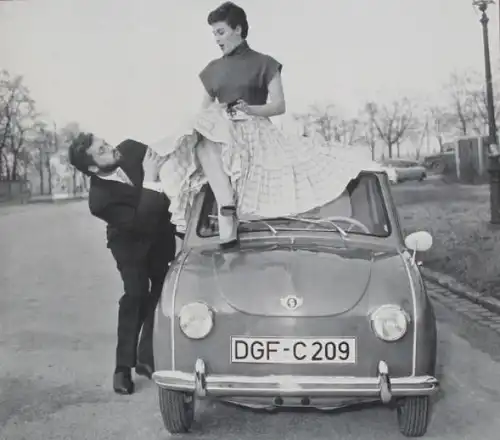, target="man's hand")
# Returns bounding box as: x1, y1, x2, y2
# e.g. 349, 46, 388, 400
143, 147, 163, 181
